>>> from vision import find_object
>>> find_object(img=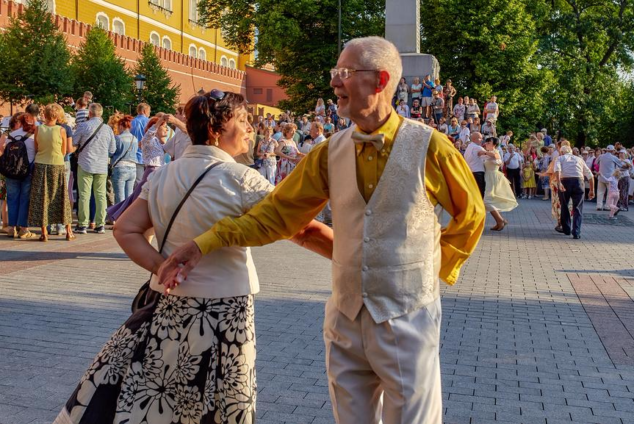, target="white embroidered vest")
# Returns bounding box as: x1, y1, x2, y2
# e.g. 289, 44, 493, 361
328, 119, 441, 323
